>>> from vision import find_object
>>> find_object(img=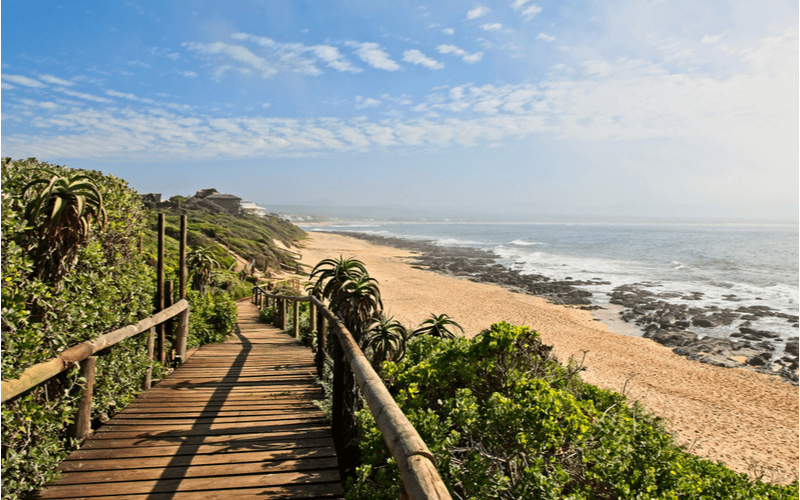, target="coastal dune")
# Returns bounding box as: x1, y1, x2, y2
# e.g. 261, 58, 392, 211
298, 231, 798, 482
